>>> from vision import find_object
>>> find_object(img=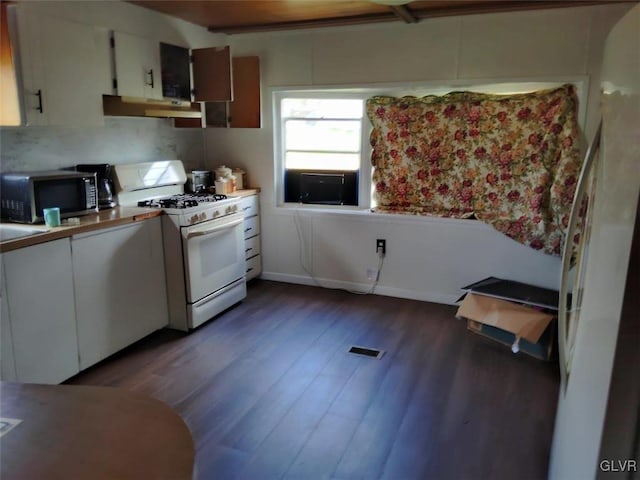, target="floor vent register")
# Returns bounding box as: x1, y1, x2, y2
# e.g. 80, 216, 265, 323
348, 346, 385, 359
